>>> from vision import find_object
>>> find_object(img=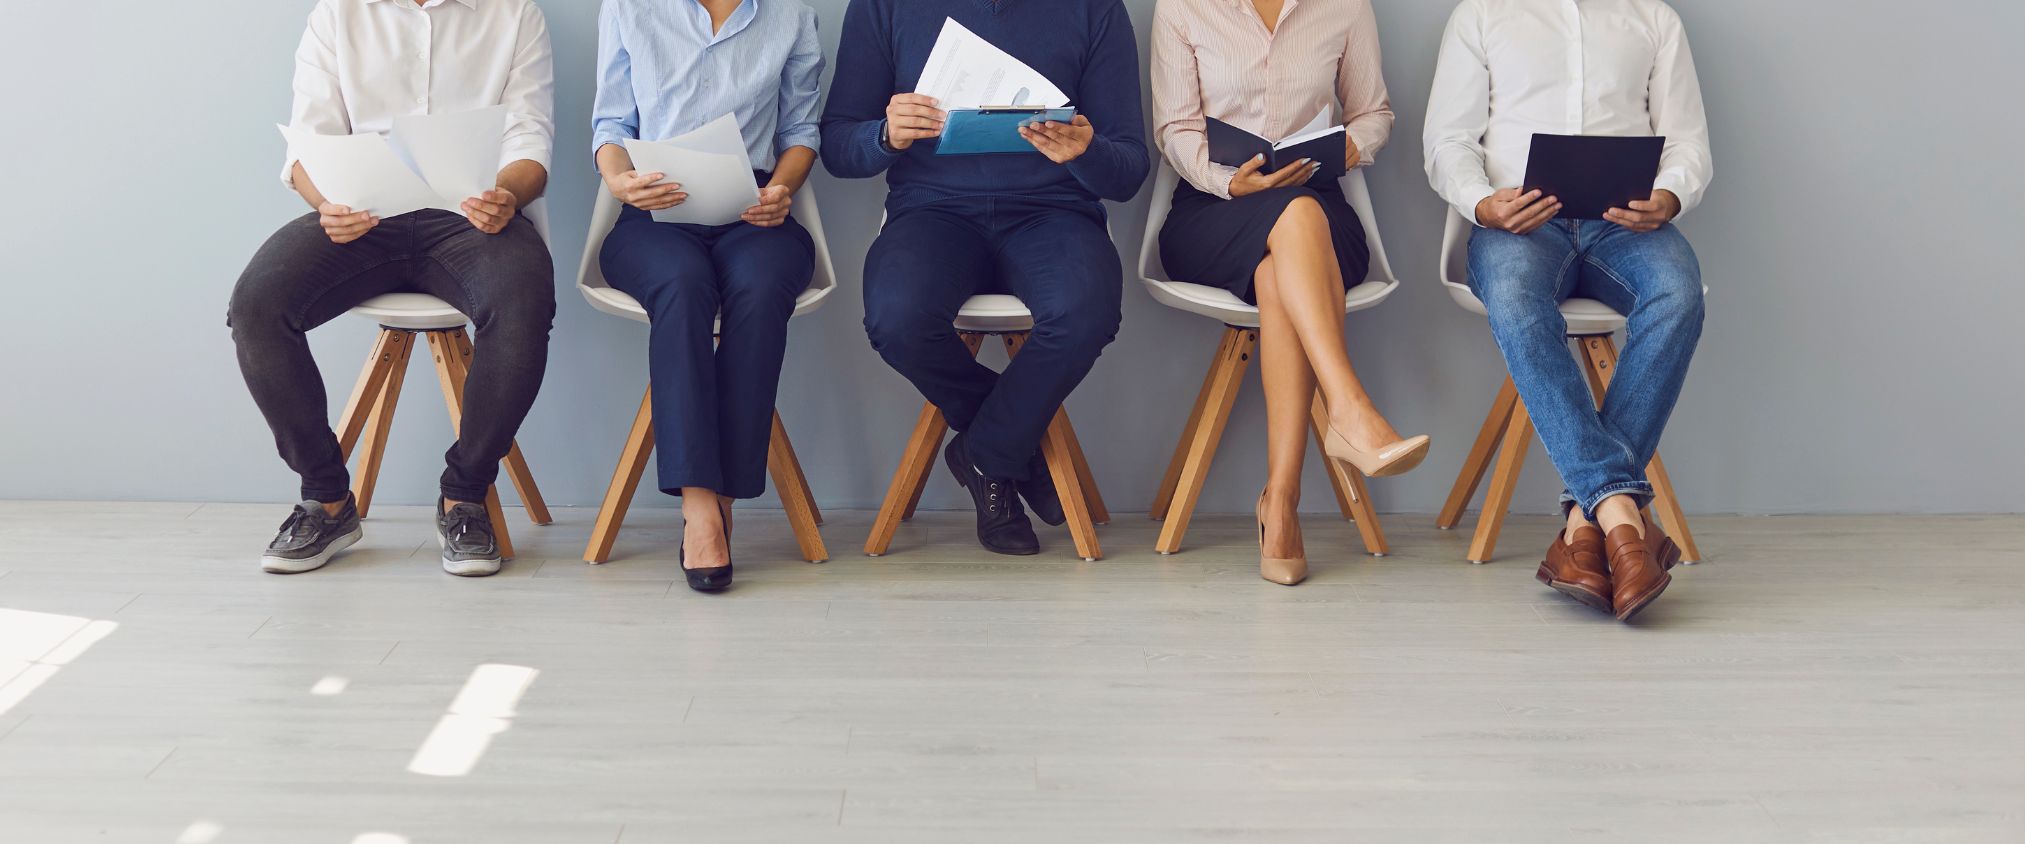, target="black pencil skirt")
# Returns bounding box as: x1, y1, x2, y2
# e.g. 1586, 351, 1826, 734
1157, 176, 1371, 305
